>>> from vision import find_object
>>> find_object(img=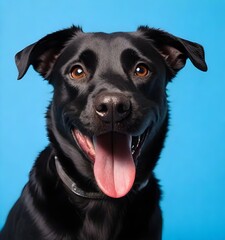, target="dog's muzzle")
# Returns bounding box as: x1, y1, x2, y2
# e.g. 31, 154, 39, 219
70, 92, 149, 199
